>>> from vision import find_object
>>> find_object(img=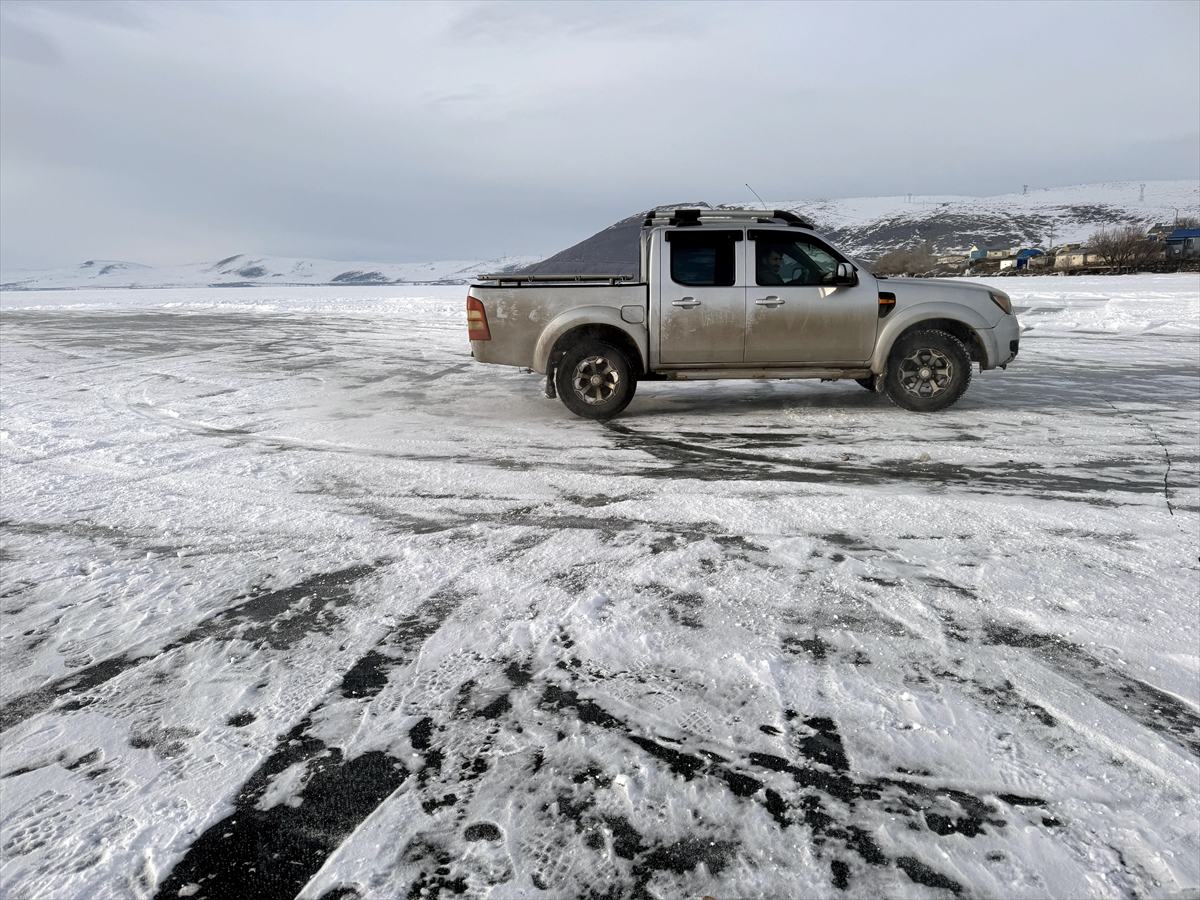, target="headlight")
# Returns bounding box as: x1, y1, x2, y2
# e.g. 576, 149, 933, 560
988, 290, 1012, 315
